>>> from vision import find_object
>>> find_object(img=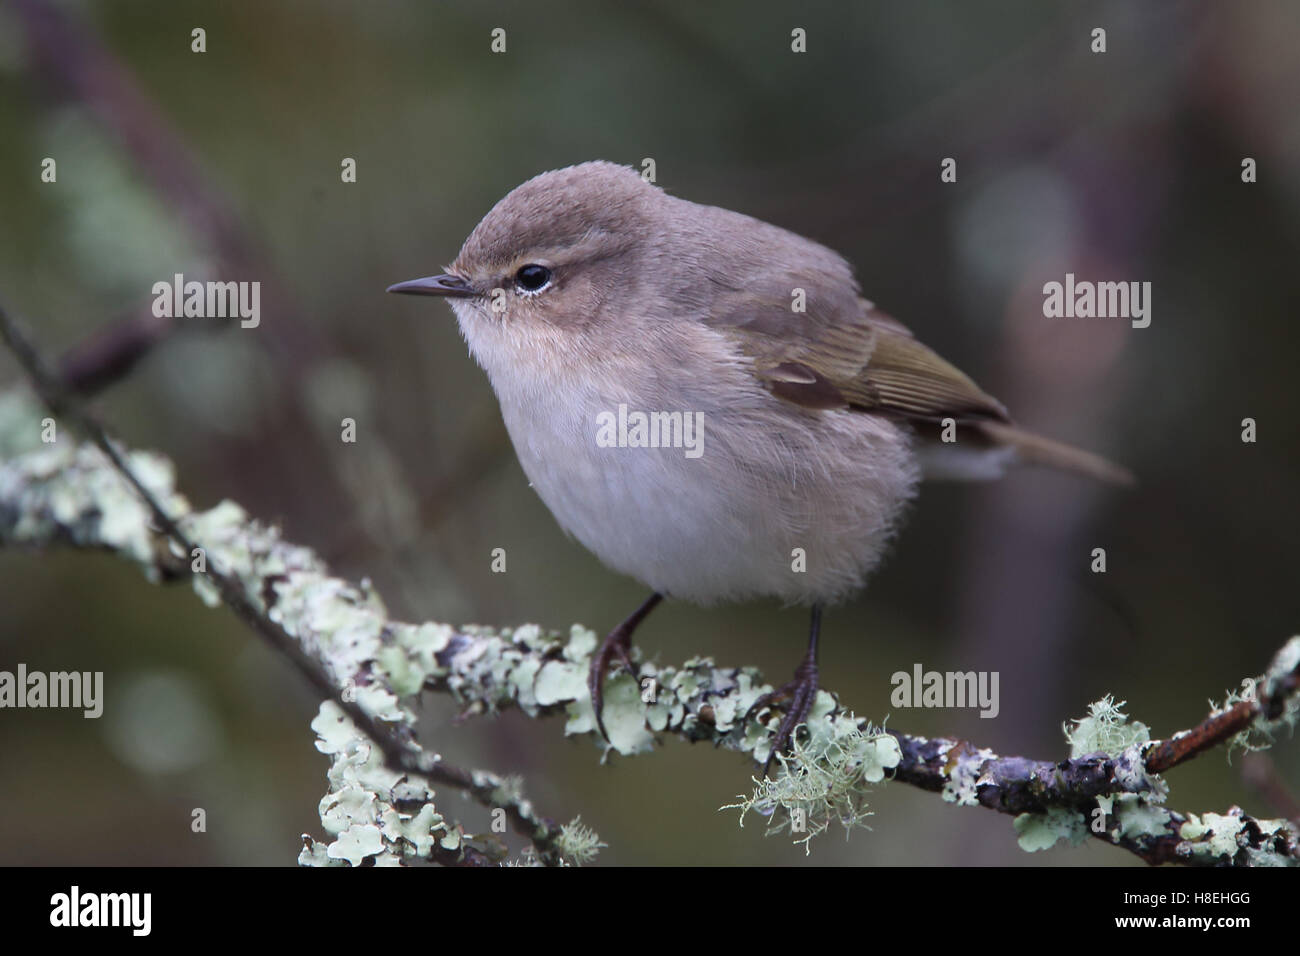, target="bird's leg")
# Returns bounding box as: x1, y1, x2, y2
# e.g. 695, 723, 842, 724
745, 604, 823, 776
589, 591, 663, 742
